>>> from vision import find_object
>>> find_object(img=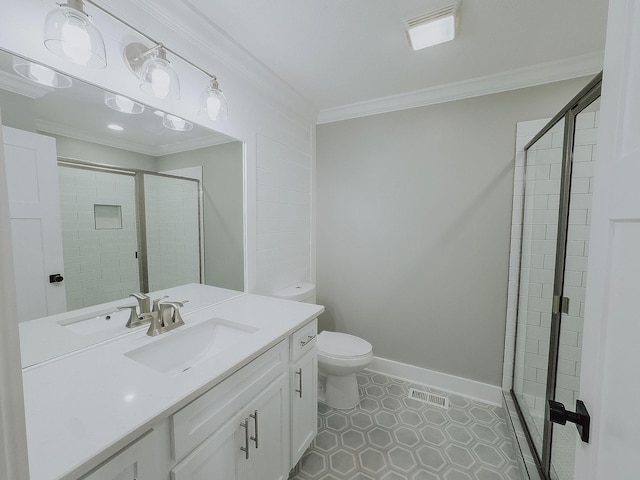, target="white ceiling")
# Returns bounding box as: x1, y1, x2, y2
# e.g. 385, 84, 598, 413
182, 0, 609, 112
